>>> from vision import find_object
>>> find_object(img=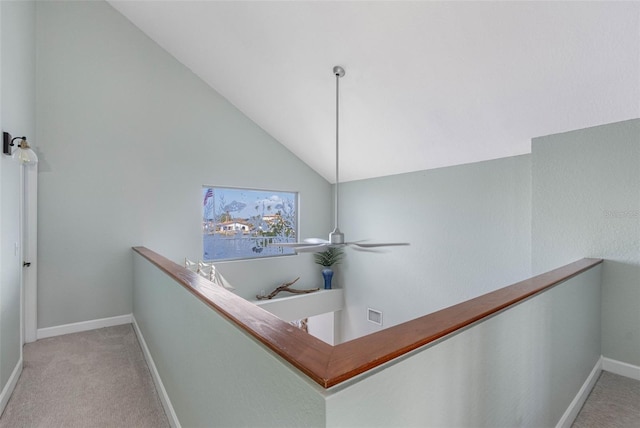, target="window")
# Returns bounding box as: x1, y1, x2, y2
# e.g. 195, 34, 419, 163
203, 186, 298, 261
